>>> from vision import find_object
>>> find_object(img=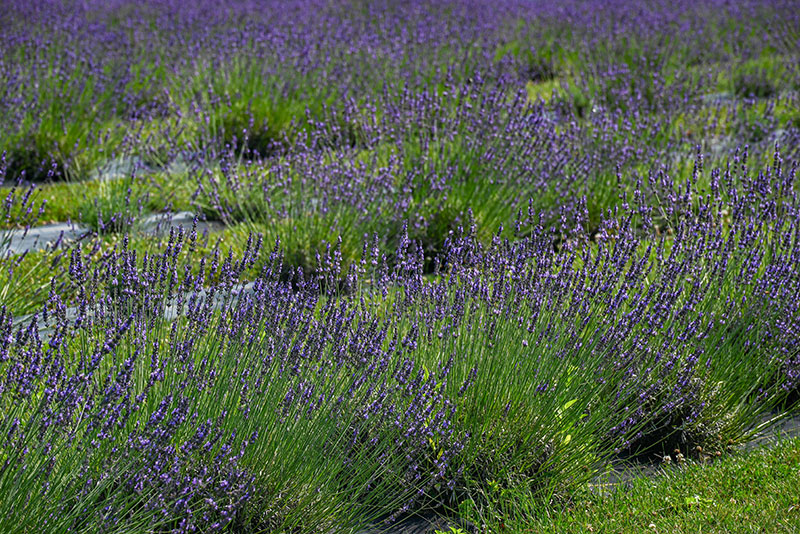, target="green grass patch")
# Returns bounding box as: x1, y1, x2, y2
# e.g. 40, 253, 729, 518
479, 437, 800, 533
